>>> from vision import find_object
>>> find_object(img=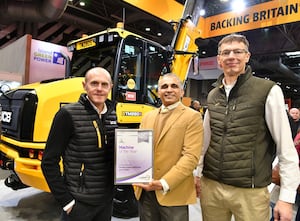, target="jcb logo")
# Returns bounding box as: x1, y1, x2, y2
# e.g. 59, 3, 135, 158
1, 111, 12, 123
